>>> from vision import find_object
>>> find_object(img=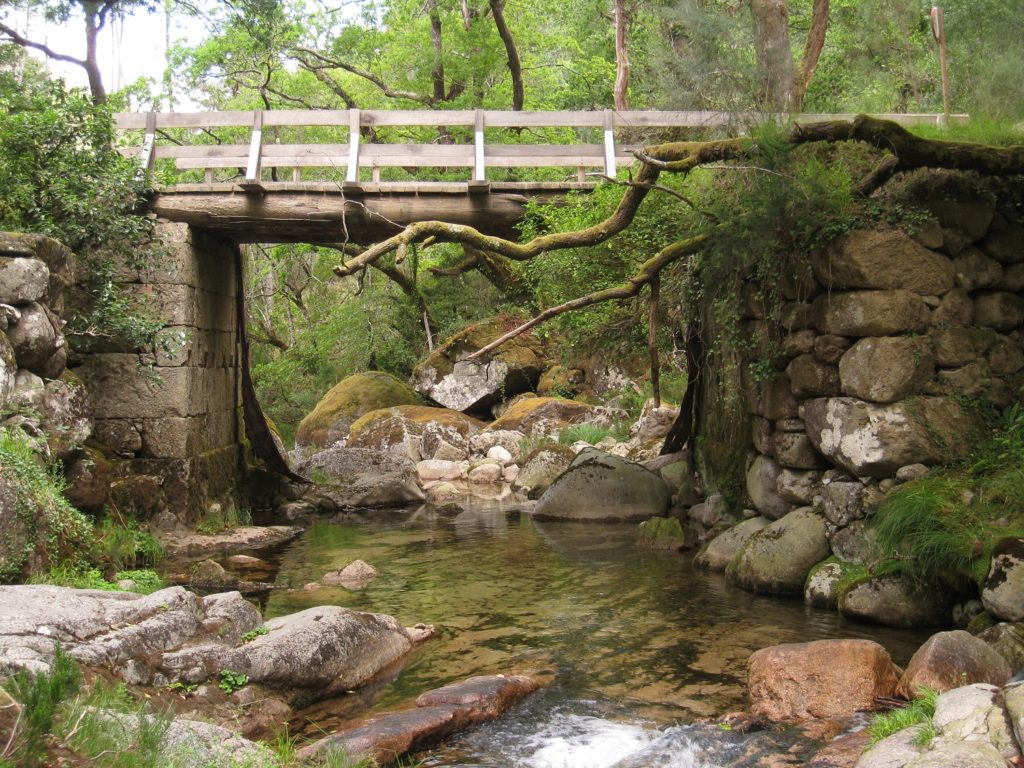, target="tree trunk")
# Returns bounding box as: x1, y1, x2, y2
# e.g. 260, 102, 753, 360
83, 3, 108, 104
612, 0, 631, 111
489, 0, 524, 110
750, 0, 794, 110
428, 0, 446, 105
793, 0, 829, 111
